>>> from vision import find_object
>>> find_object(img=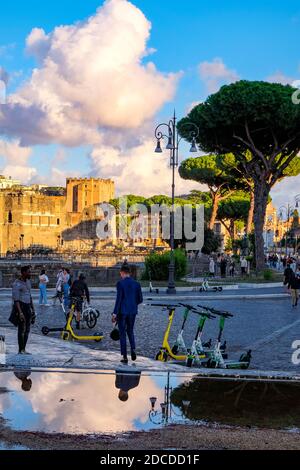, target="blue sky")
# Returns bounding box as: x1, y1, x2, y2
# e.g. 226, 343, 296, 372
0, 0, 300, 201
